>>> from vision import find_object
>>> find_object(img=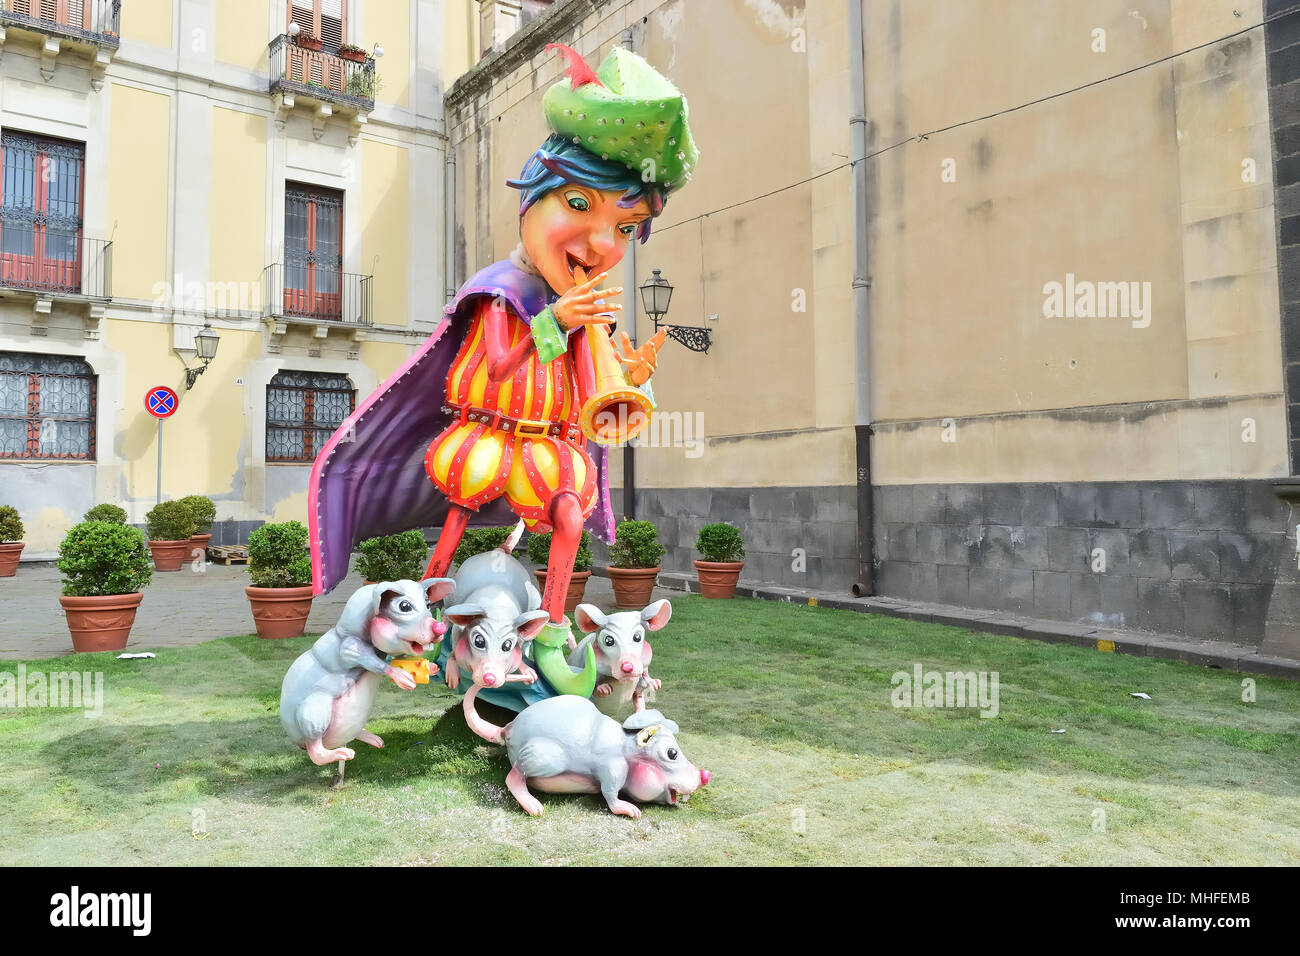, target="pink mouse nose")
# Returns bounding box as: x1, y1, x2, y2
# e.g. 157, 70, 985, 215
432, 620, 447, 636
621, 661, 635, 674
482, 673, 498, 687
699, 769, 711, 787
